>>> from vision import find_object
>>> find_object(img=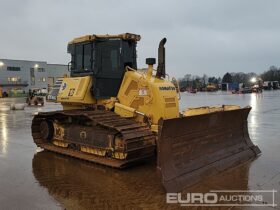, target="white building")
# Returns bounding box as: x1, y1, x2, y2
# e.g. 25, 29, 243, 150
0, 59, 68, 95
